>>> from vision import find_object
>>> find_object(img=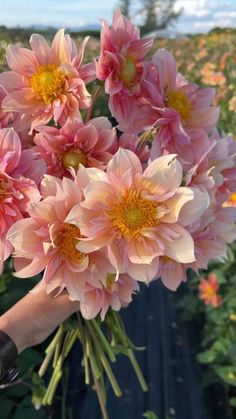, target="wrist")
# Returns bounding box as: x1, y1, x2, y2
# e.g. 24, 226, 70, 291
0, 330, 18, 384
0, 314, 28, 353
